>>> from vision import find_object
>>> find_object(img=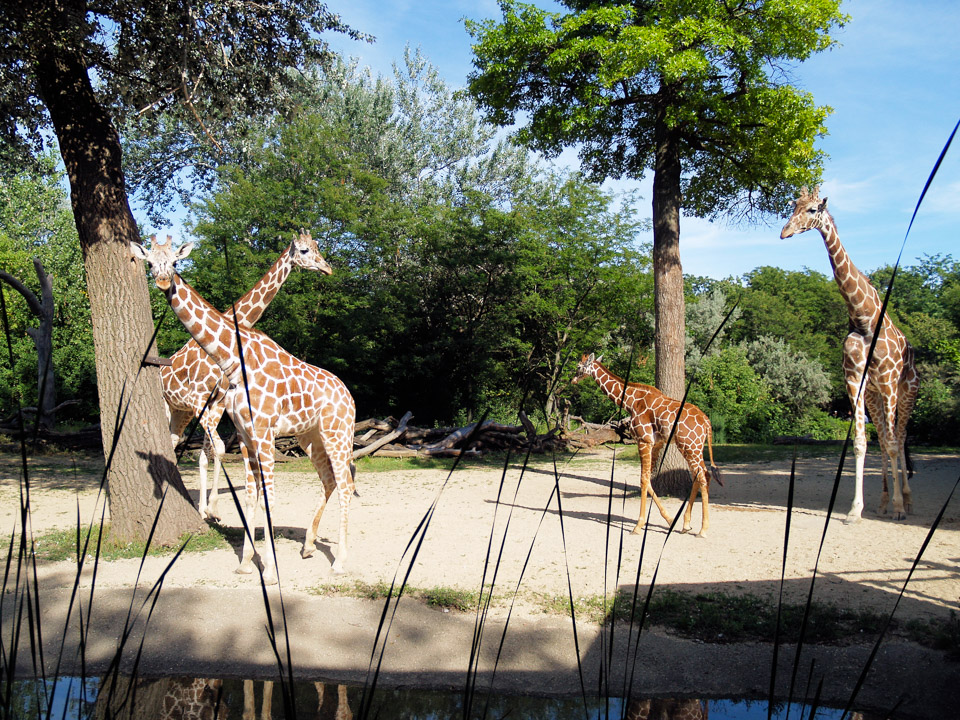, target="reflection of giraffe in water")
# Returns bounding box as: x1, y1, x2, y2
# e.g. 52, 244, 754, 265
626, 698, 707, 720
243, 680, 352, 720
